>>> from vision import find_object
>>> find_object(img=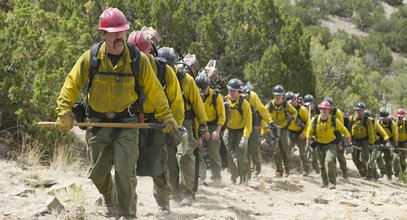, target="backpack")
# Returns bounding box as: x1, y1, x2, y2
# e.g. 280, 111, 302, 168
348, 114, 368, 132
86, 41, 145, 117
294, 104, 306, 129
312, 114, 339, 141
244, 91, 261, 126
153, 56, 168, 88
267, 100, 292, 126
222, 95, 245, 131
